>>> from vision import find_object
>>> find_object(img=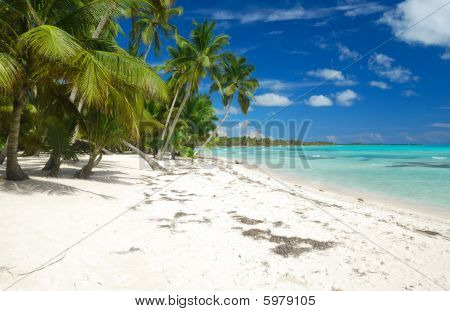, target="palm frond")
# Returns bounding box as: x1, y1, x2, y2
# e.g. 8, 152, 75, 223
0, 53, 22, 94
